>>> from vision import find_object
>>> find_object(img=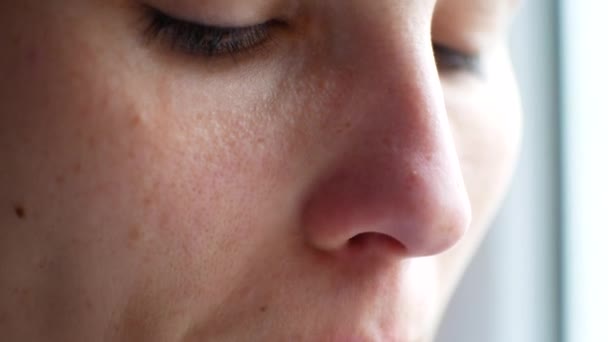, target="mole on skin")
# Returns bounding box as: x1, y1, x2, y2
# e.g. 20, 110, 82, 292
14, 205, 25, 220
